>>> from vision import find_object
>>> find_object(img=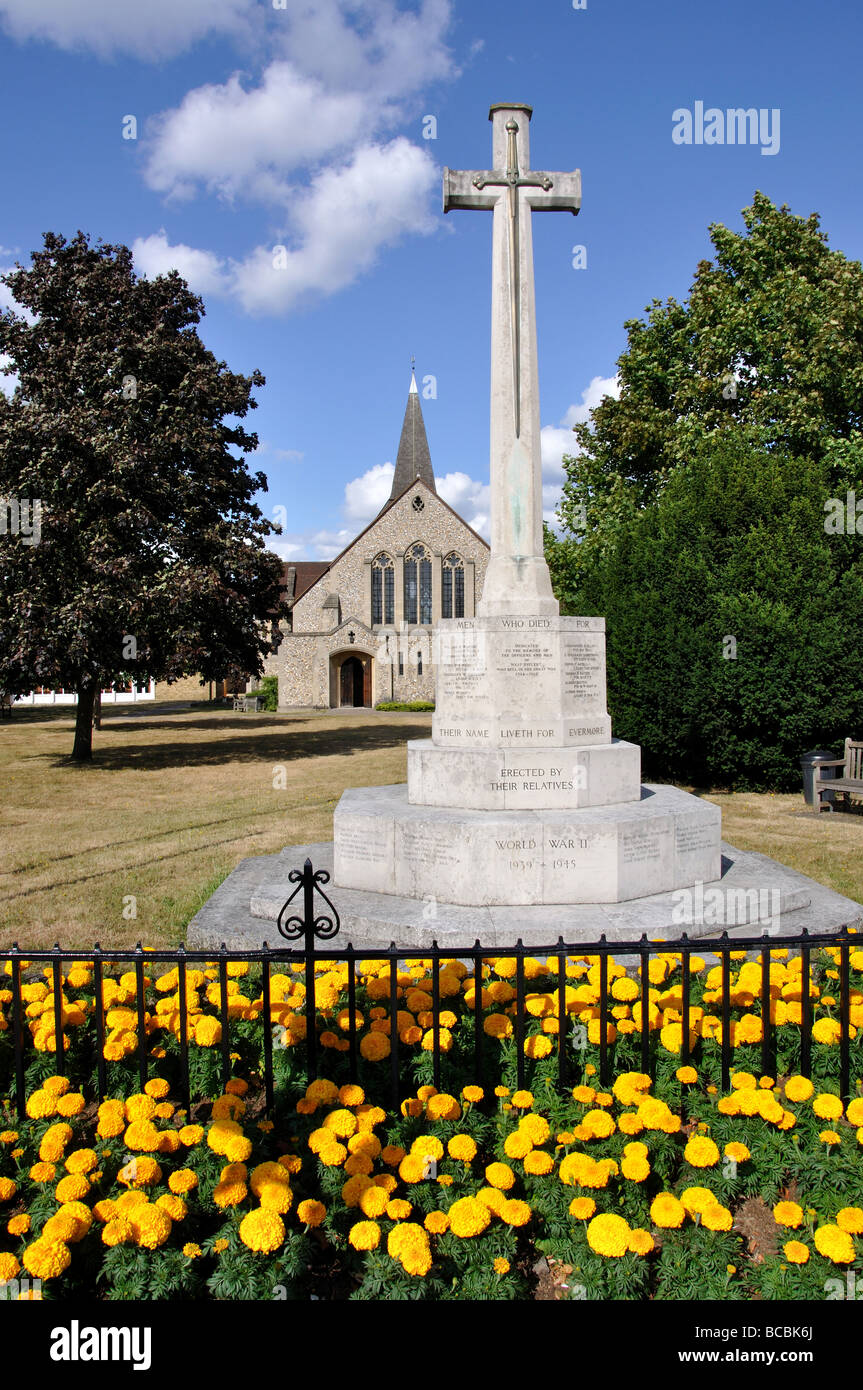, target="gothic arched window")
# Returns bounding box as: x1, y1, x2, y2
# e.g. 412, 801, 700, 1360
404, 543, 432, 625
441, 552, 465, 619
371, 552, 394, 625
